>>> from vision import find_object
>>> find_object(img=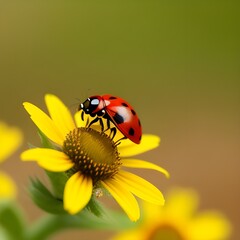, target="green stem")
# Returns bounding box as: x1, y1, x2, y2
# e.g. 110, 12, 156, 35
26, 210, 134, 240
